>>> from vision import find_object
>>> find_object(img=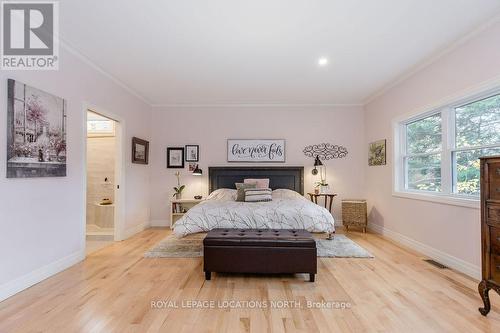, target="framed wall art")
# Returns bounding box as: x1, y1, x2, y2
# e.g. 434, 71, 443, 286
167, 147, 184, 168
7, 79, 67, 178
368, 139, 386, 166
132, 137, 149, 164
185, 145, 199, 162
